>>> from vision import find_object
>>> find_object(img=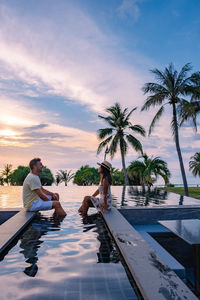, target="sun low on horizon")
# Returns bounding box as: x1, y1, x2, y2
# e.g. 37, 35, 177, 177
0, 0, 199, 185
